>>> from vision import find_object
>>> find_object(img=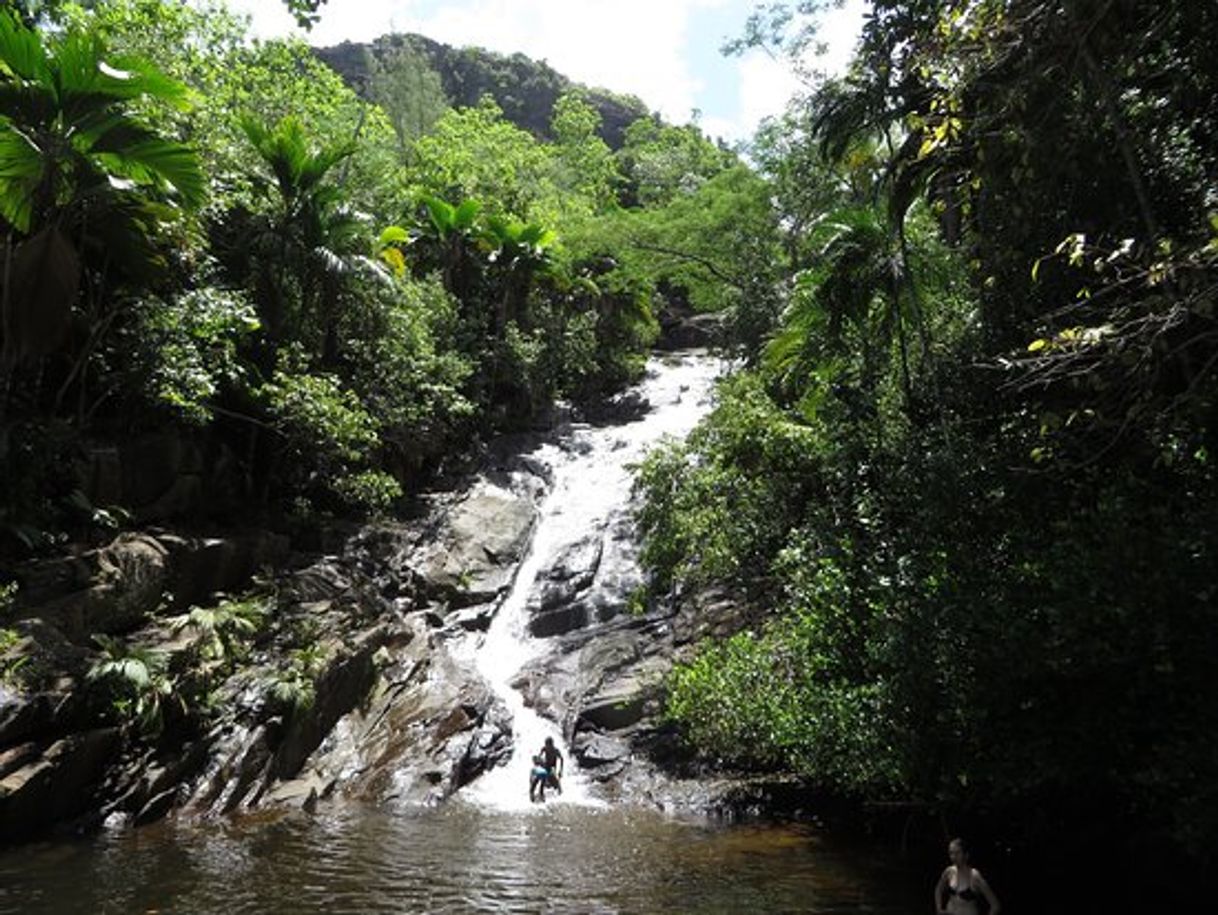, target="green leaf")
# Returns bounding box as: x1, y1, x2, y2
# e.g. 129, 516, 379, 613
95, 135, 205, 208
378, 225, 410, 246
422, 194, 455, 235
0, 9, 51, 84
0, 127, 43, 232
453, 197, 482, 229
